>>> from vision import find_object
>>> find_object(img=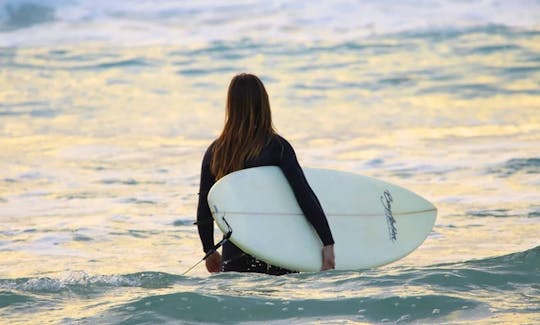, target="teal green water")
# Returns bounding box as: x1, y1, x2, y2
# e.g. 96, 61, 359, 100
0, 247, 538, 323
1, 1, 540, 324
